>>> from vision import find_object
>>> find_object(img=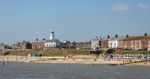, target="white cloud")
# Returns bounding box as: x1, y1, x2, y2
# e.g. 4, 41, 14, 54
112, 4, 129, 12
137, 3, 149, 10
